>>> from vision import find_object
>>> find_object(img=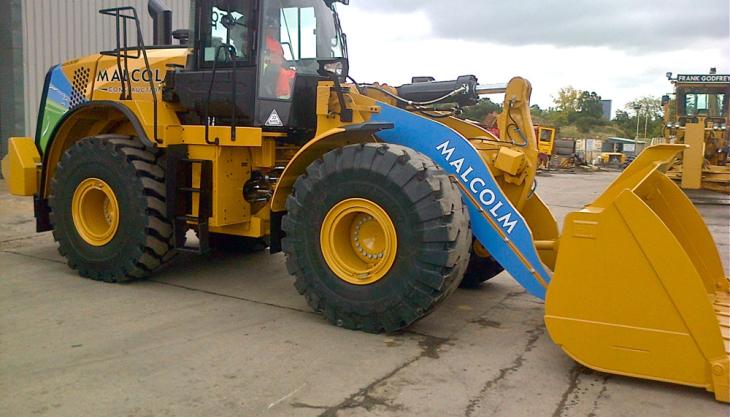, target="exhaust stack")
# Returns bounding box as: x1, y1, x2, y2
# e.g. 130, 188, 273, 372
148, 0, 172, 45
